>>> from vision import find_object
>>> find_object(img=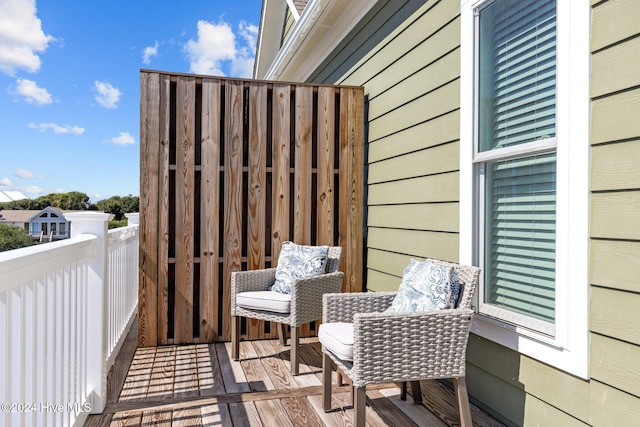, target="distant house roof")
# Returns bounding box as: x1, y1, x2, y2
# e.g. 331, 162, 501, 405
0, 206, 82, 224
0, 190, 29, 203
